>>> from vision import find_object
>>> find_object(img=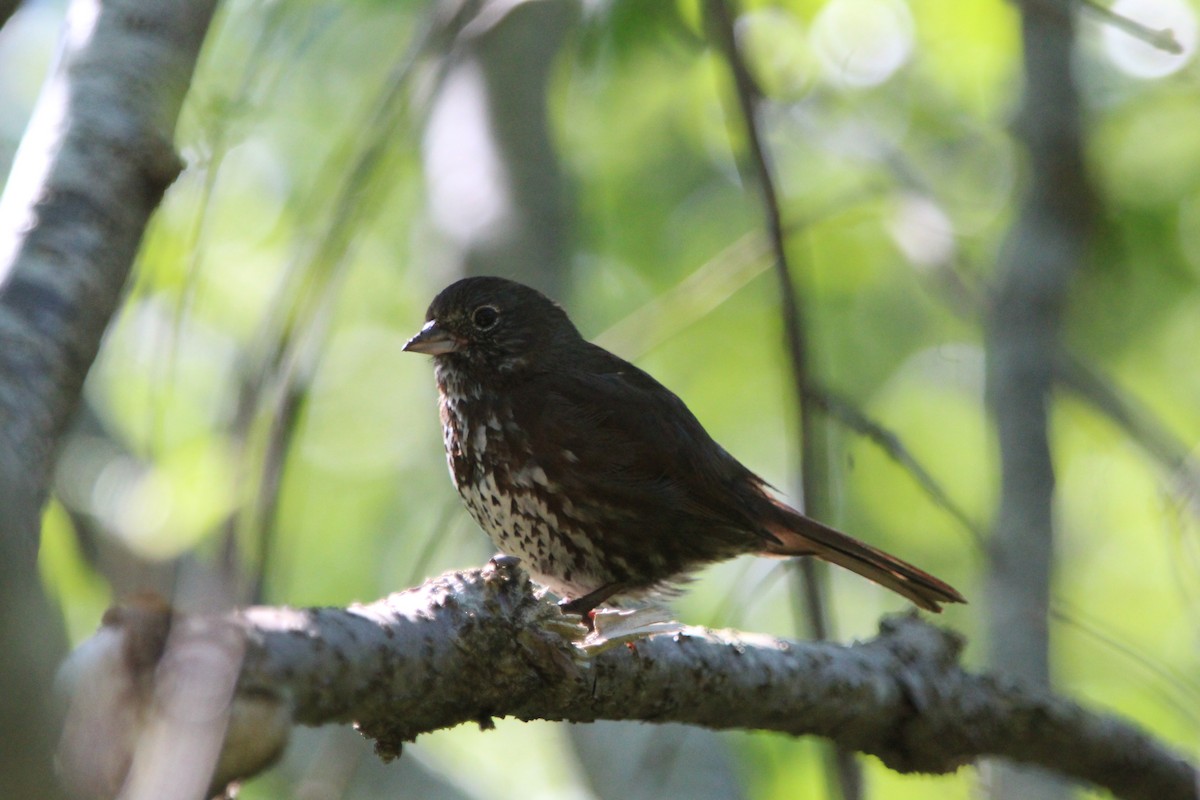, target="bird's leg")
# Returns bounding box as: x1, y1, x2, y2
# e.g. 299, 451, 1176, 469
559, 584, 624, 629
